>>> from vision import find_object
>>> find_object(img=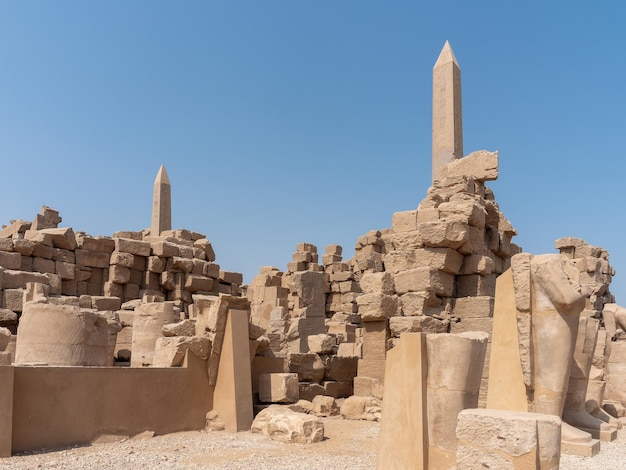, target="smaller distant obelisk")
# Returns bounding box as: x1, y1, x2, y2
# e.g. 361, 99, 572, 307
432, 40, 463, 182
151, 165, 171, 236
